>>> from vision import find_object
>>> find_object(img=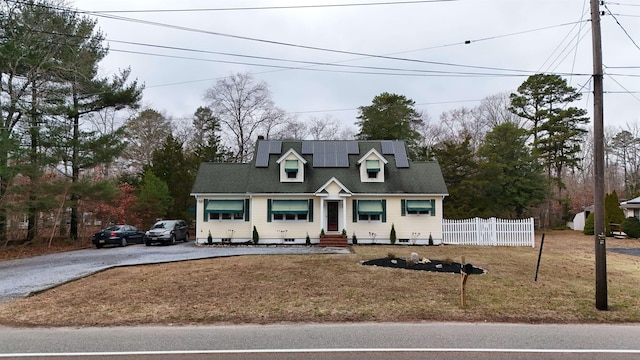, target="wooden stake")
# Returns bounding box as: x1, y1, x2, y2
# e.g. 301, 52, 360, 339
461, 256, 468, 308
